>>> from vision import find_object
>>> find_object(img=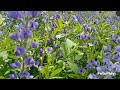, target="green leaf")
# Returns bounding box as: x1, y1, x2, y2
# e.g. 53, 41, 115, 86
68, 74, 80, 79
75, 55, 82, 60
8, 55, 16, 60
56, 34, 65, 39
26, 38, 32, 49
0, 14, 5, 25
0, 76, 5, 79
79, 46, 87, 48
68, 61, 78, 74
50, 68, 62, 78
60, 42, 68, 57
0, 36, 12, 49
55, 18, 64, 30
66, 39, 76, 48
0, 51, 8, 60
51, 77, 63, 79
33, 38, 40, 42
88, 43, 93, 47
